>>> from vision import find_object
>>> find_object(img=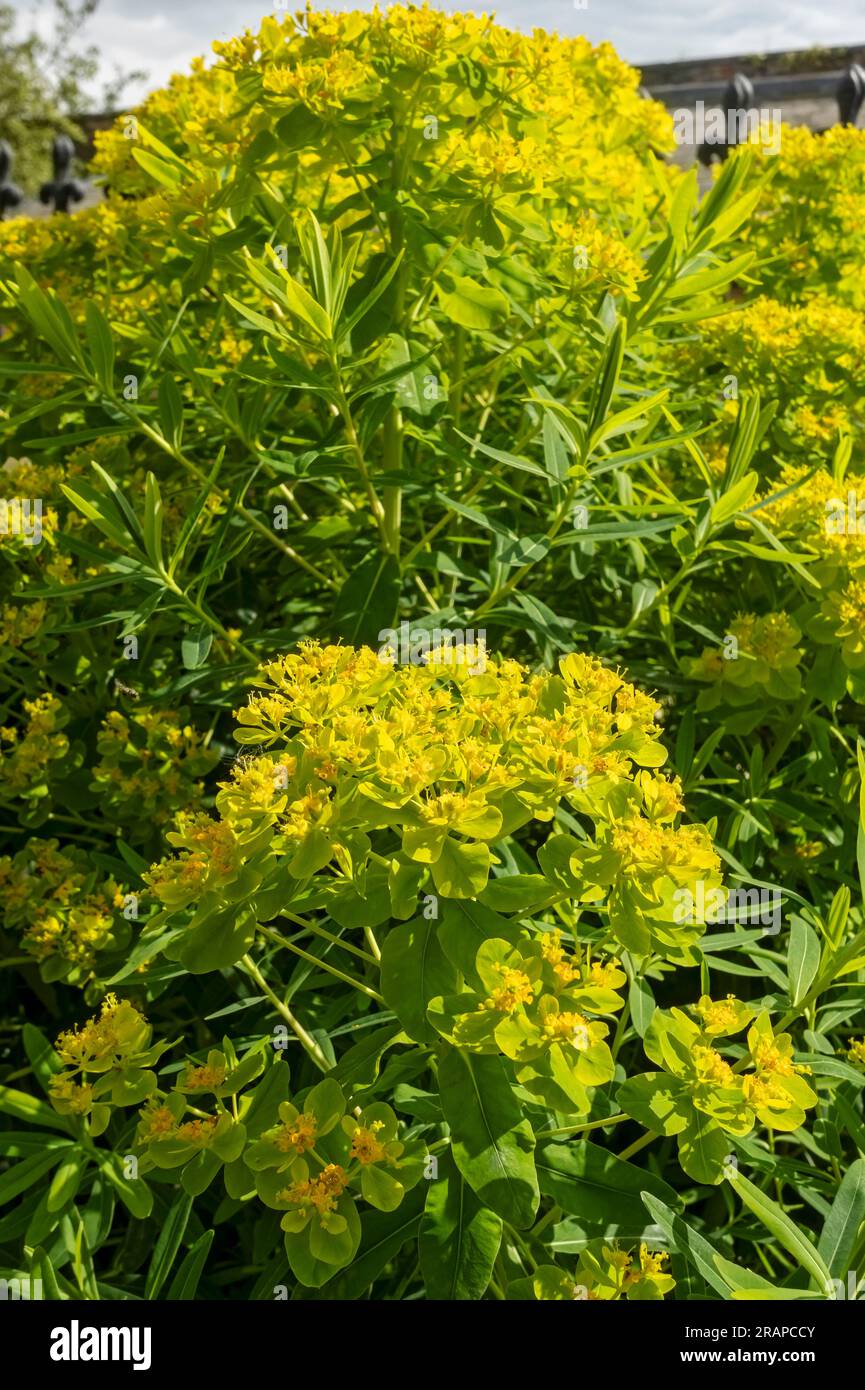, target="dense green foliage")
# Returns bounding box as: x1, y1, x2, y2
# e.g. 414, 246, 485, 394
0, 7, 864, 1303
